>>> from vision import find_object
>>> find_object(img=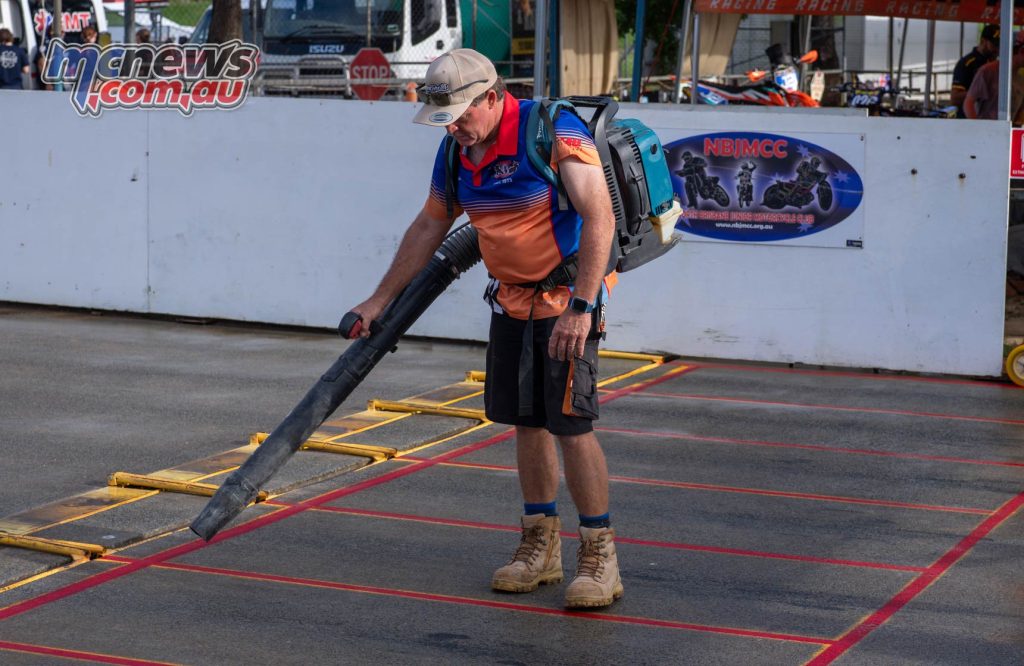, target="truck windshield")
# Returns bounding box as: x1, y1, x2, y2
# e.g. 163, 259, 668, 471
263, 0, 403, 40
